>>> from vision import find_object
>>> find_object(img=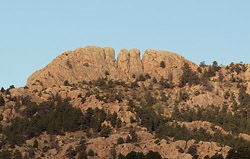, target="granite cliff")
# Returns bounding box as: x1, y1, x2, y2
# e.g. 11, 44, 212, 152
26, 46, 197, 89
